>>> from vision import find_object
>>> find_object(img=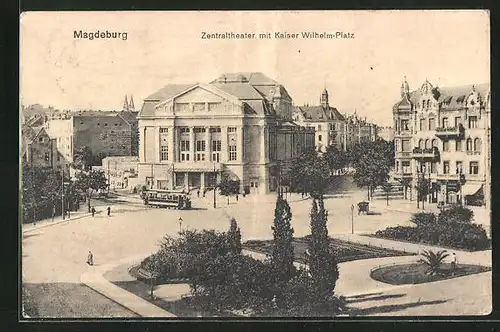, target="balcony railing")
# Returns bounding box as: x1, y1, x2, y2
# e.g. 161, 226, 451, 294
412, 147, 439, 159
392, 171, 413, 179
395, 151, 412, 159
435, 124, 464, 138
